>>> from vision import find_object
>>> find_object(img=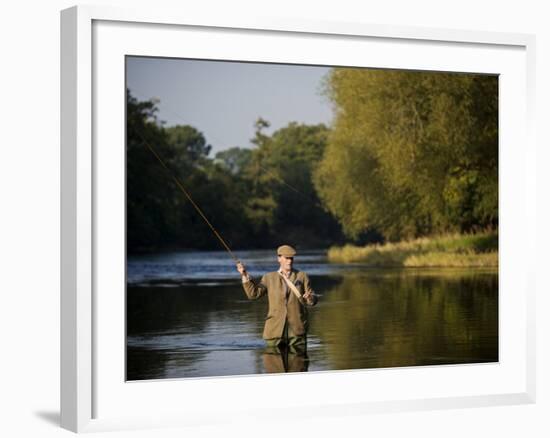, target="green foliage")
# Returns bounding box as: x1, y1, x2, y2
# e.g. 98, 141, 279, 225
165, 124, 212, 164
126, 90, 252, 252
127, 65, 498, 255
314, 69, 498, 240
126, 91, 344, 253
241, 118, 343, 246
214, 147, 252, 175
126, 90, 176, 251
